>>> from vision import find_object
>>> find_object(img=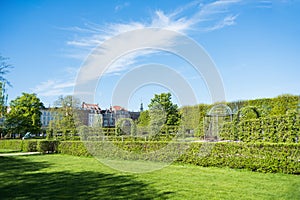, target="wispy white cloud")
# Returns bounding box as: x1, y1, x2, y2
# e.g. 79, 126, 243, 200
203, 14, 239, 31
256, 0, 272, 8
115, 2, 130, 12
65, 0, 241, 75
31, 67, 77, 97
67, 0, 240, 73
